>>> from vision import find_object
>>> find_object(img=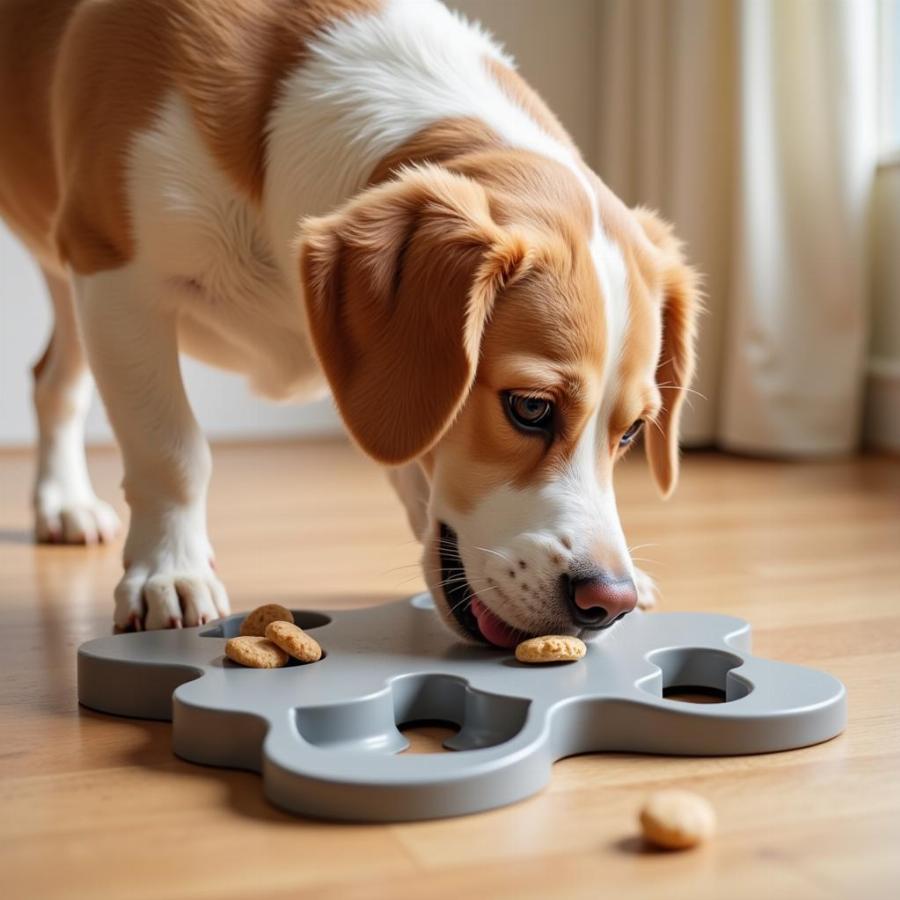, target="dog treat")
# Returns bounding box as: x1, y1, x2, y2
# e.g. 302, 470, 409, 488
266, 620, 323, 663
239, 603, 294, 637
225, 635, 289, 669
515, 635, 586, 663
639, 790, 716, 850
